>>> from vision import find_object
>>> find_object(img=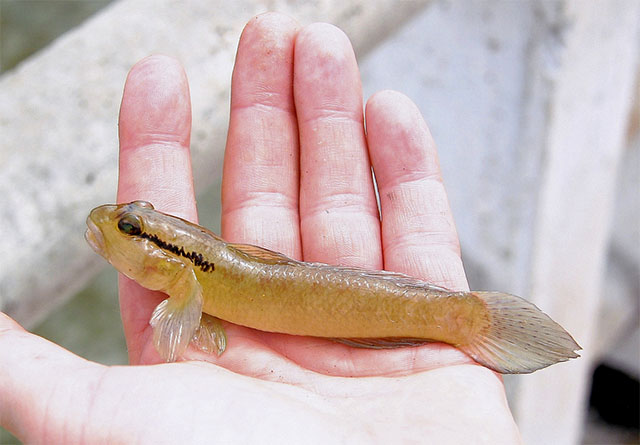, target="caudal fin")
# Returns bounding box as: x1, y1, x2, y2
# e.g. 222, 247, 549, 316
459, 292, 581, 374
